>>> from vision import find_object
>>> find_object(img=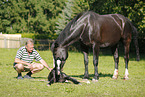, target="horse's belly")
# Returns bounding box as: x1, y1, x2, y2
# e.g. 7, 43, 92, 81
100, 42, 111, 47
99, 36, 121, 47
